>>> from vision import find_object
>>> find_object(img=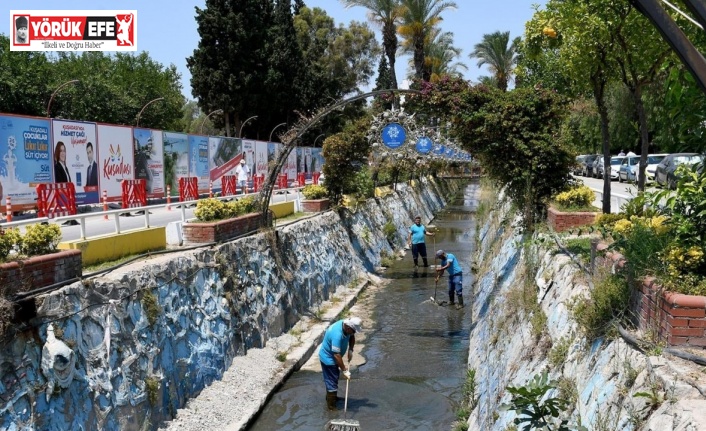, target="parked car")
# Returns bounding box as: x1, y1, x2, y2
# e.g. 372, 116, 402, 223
654, 153, 704, 189
573, 155, 588, 175
591, 156, 603, 178
618, 155, 640, 183
581, 154, 599, 177
597, 155, 625, 180
644, 154, 668, 183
